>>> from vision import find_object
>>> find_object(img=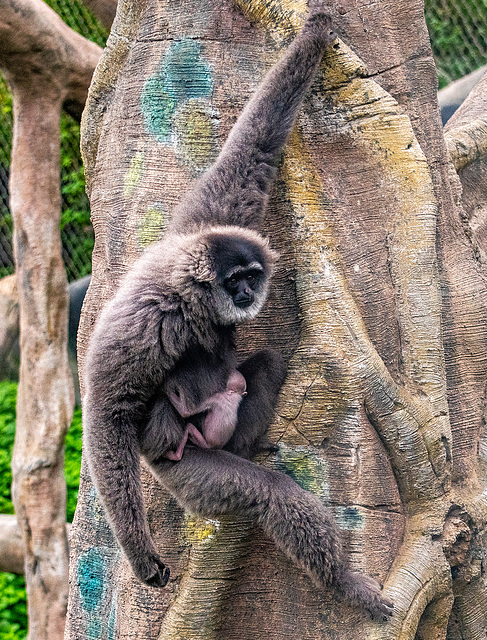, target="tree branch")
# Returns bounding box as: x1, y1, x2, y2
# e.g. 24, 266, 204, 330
0, 0, 102, 121
82, 0, 117, 29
